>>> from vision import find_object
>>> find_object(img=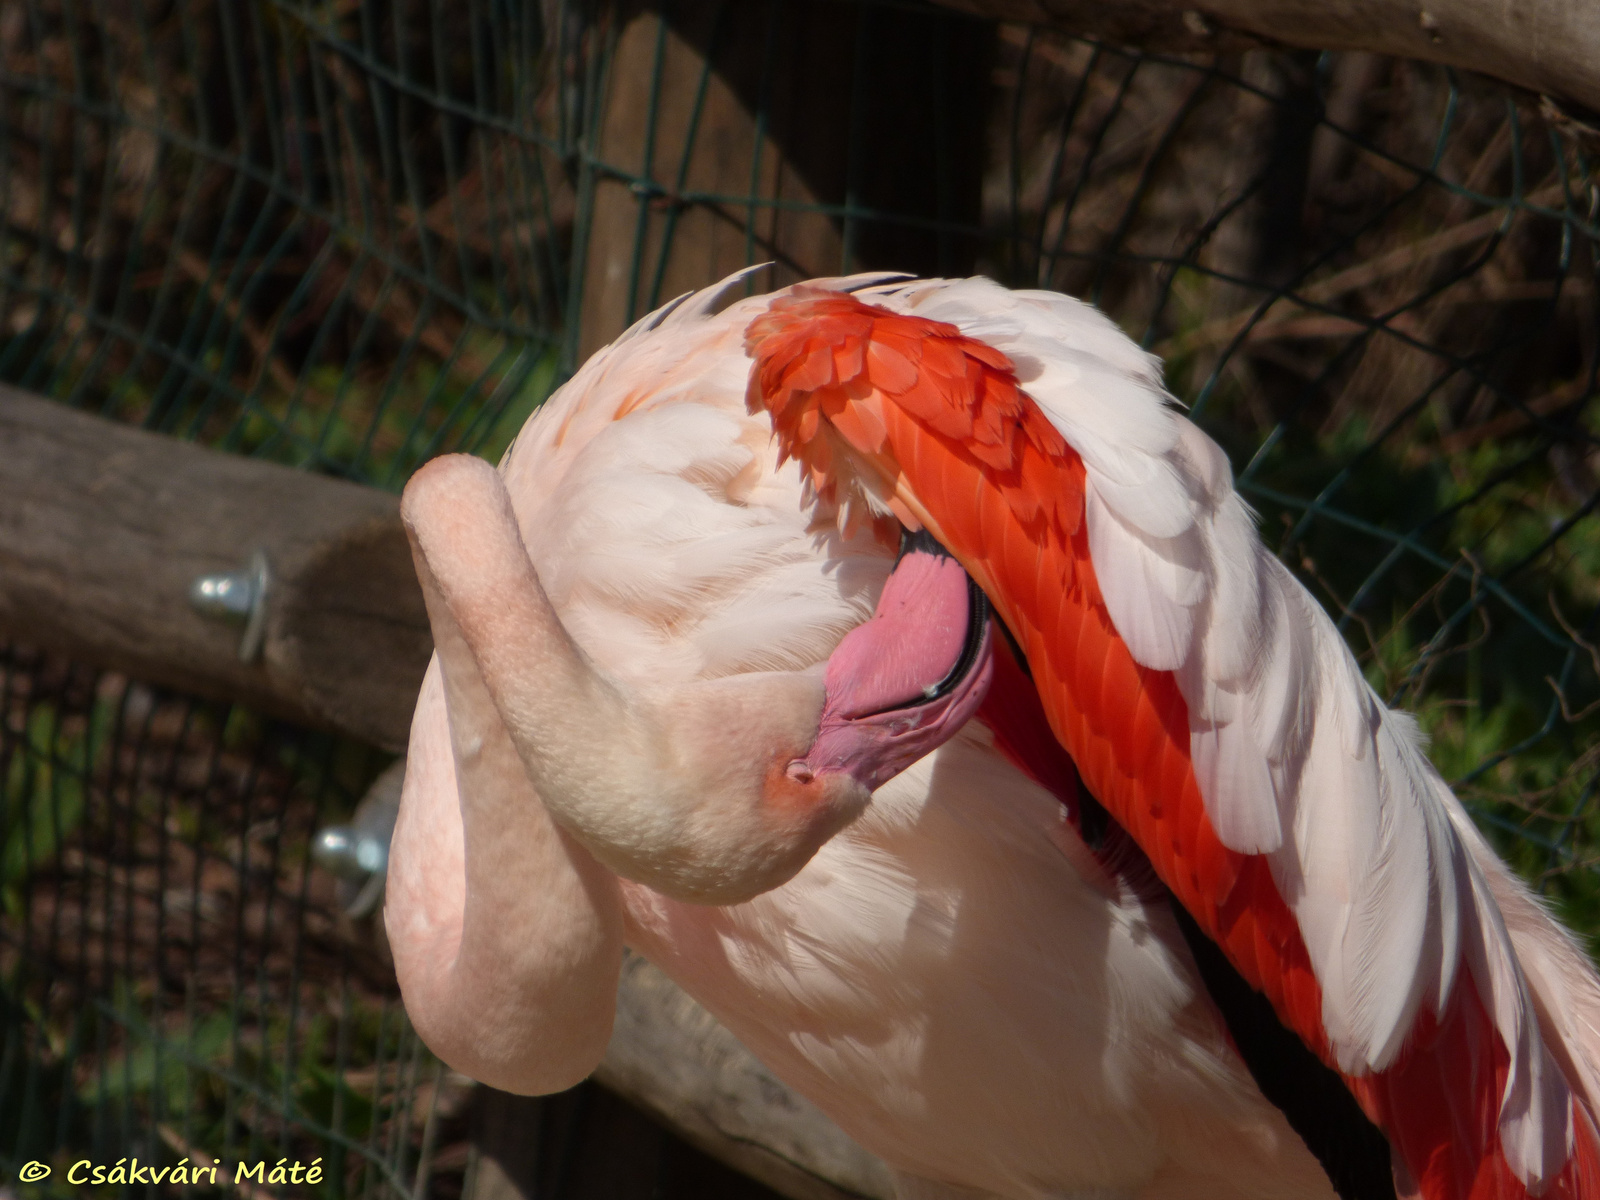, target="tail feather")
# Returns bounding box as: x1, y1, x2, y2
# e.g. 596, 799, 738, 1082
1464, 822, 1600, 1139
